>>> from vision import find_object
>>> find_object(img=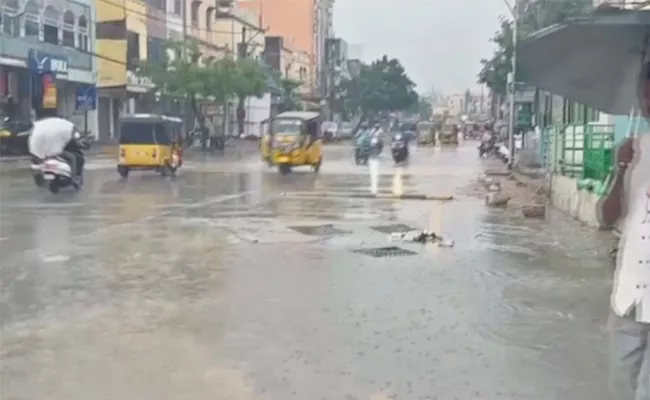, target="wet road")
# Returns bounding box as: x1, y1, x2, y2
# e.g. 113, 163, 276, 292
1, 142, 614, 400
